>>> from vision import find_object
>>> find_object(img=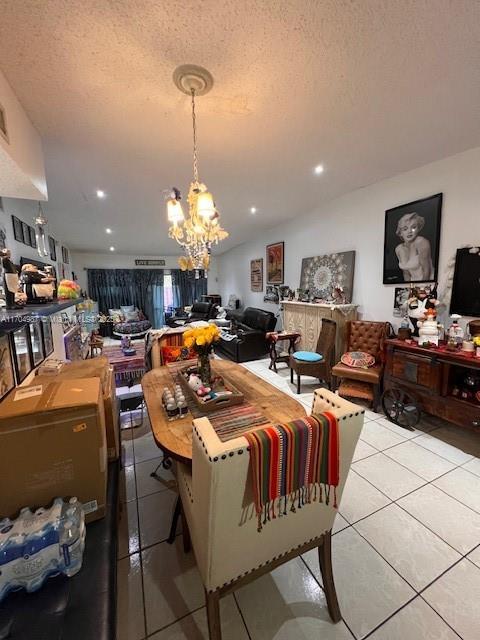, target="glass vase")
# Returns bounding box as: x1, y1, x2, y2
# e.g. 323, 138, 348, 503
197, 351, 212, 385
